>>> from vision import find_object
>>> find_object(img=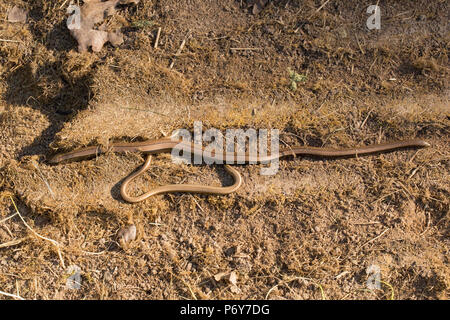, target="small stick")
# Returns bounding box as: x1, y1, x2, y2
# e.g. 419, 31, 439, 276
32, 160, 55, 199
315, 0, 331, 13
169, 36, 188, 69
190, 195, 205, 213
148, 222, 164, 226
352, 221, 381, 225
15, 280, 20, 298
174, 38, 187, 56
0, 38, 22, 43
59, 0, 69, 9
361, 228, 390, 248
81, 249, 106, 255
0, 238, 25, 249
355, 34, 365, 55
0, 289, 25, 300
306, 0, 331, 19
154, 27, 161, 49
207, 35, 229, 41
407, 167, 420, 180
9, 196, 65, 268
0, 212, 18, 224
3, 224, 13, 237
230, 47, 262, 51
360, 109, 373, 129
